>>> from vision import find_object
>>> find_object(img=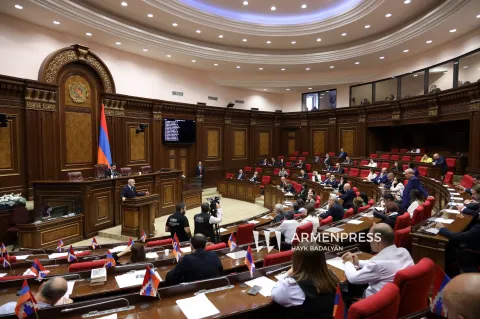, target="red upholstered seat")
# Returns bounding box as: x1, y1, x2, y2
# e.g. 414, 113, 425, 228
391, 148, 399, 153
360, 170, 369, 178
140, 166, 152, 174
273, 168, 280, 175
417, 166, 428, 177
400, 148, 408, 153
427, 196, 436, 210
446, 157, 456, 173
244, 166, 252, 172
443, 172, 453, 184
286, 162, 292, 167
289, 156, 297, 161
263, 250, 294, 267
394, 213, 411, 232
328, 152, 335, 156
370, 154, 378, 158
367, 199, 374, 206
395, 226, 412, 251
119, 167, 131, 176
352, 187, 358, 193
292, 182, 302, 194
277, 156, 284, 160
0, 275, 34, 282
320, 216, 333, 226
410, 205, 424, 226
422, 200, 432, 220
292, 151, 299, 156
344, 208, 354, 218
390, 155, 399, 161
291, 222, 313, 246
94, 164, 108, 178
380, 154, 389, 160
360, 160, 369, 166
380, 162, 389, 169
414, 156, 422, 162
260, 176, 271, 189
0, 256, 16, 264
460, 174, 474, 189
68, 260, 106, 272
255, 167, 263, 173
343, 168, 349, 175
305, 164, 311, 171
57, 251, 91, 259
205, 242, 226, 251
298, 157, 306, 161
146, 238, 172, 247
401, 156, 411, 162
402, 164, 409, 171
403, 179, 408, 186
314, 199, 321, 209
349, 168, 359, 177
355, 191, 360, 197
307, 173, 313, 180
393, 258, 435, 318
236, 223, 255, 245
66, 171, 84, 182
286, 169, 290, 175
347, 283, 400, 319
301, 152, 309, 156
358, 205, 371, 213
225, 173, 234, 179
